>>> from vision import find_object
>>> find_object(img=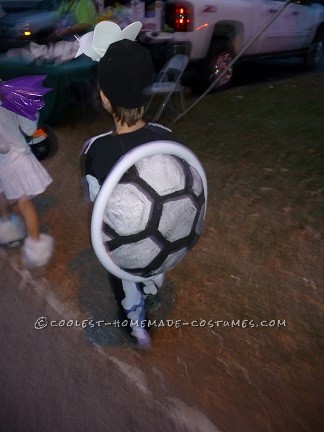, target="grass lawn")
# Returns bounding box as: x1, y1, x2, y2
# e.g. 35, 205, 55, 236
148, 72, 324, 431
